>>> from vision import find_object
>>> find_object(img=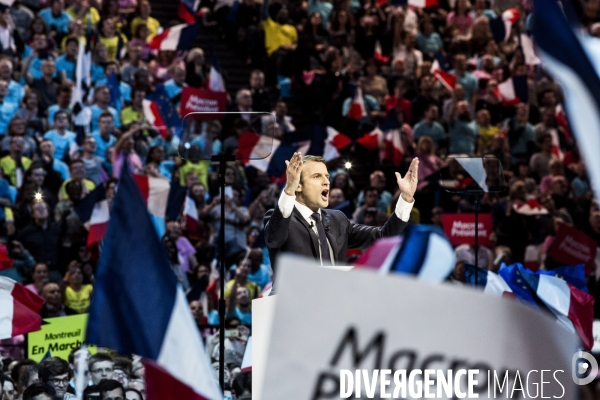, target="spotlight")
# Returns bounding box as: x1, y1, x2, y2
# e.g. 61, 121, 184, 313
34, 192, 43, 201
344, 161, 352, 170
